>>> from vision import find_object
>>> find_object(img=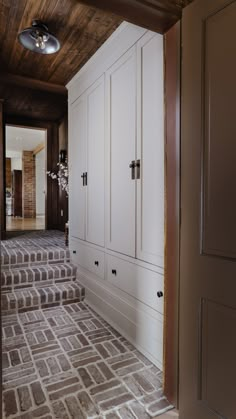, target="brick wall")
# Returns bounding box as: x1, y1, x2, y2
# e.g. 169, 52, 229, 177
22, 151, 36, 218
